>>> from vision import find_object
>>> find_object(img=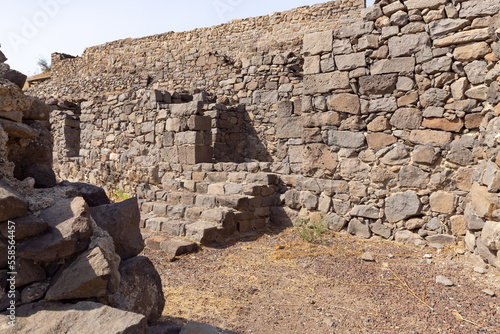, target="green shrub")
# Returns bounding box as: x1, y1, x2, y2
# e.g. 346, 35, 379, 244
294, 217, 328, 243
